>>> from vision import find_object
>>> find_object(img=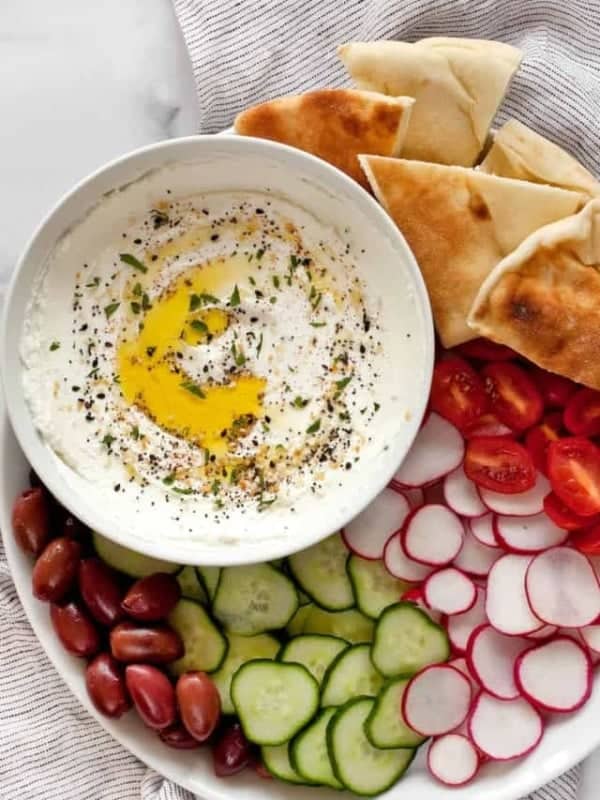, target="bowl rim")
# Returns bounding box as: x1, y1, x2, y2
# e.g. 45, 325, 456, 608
1, 133, 434, 565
